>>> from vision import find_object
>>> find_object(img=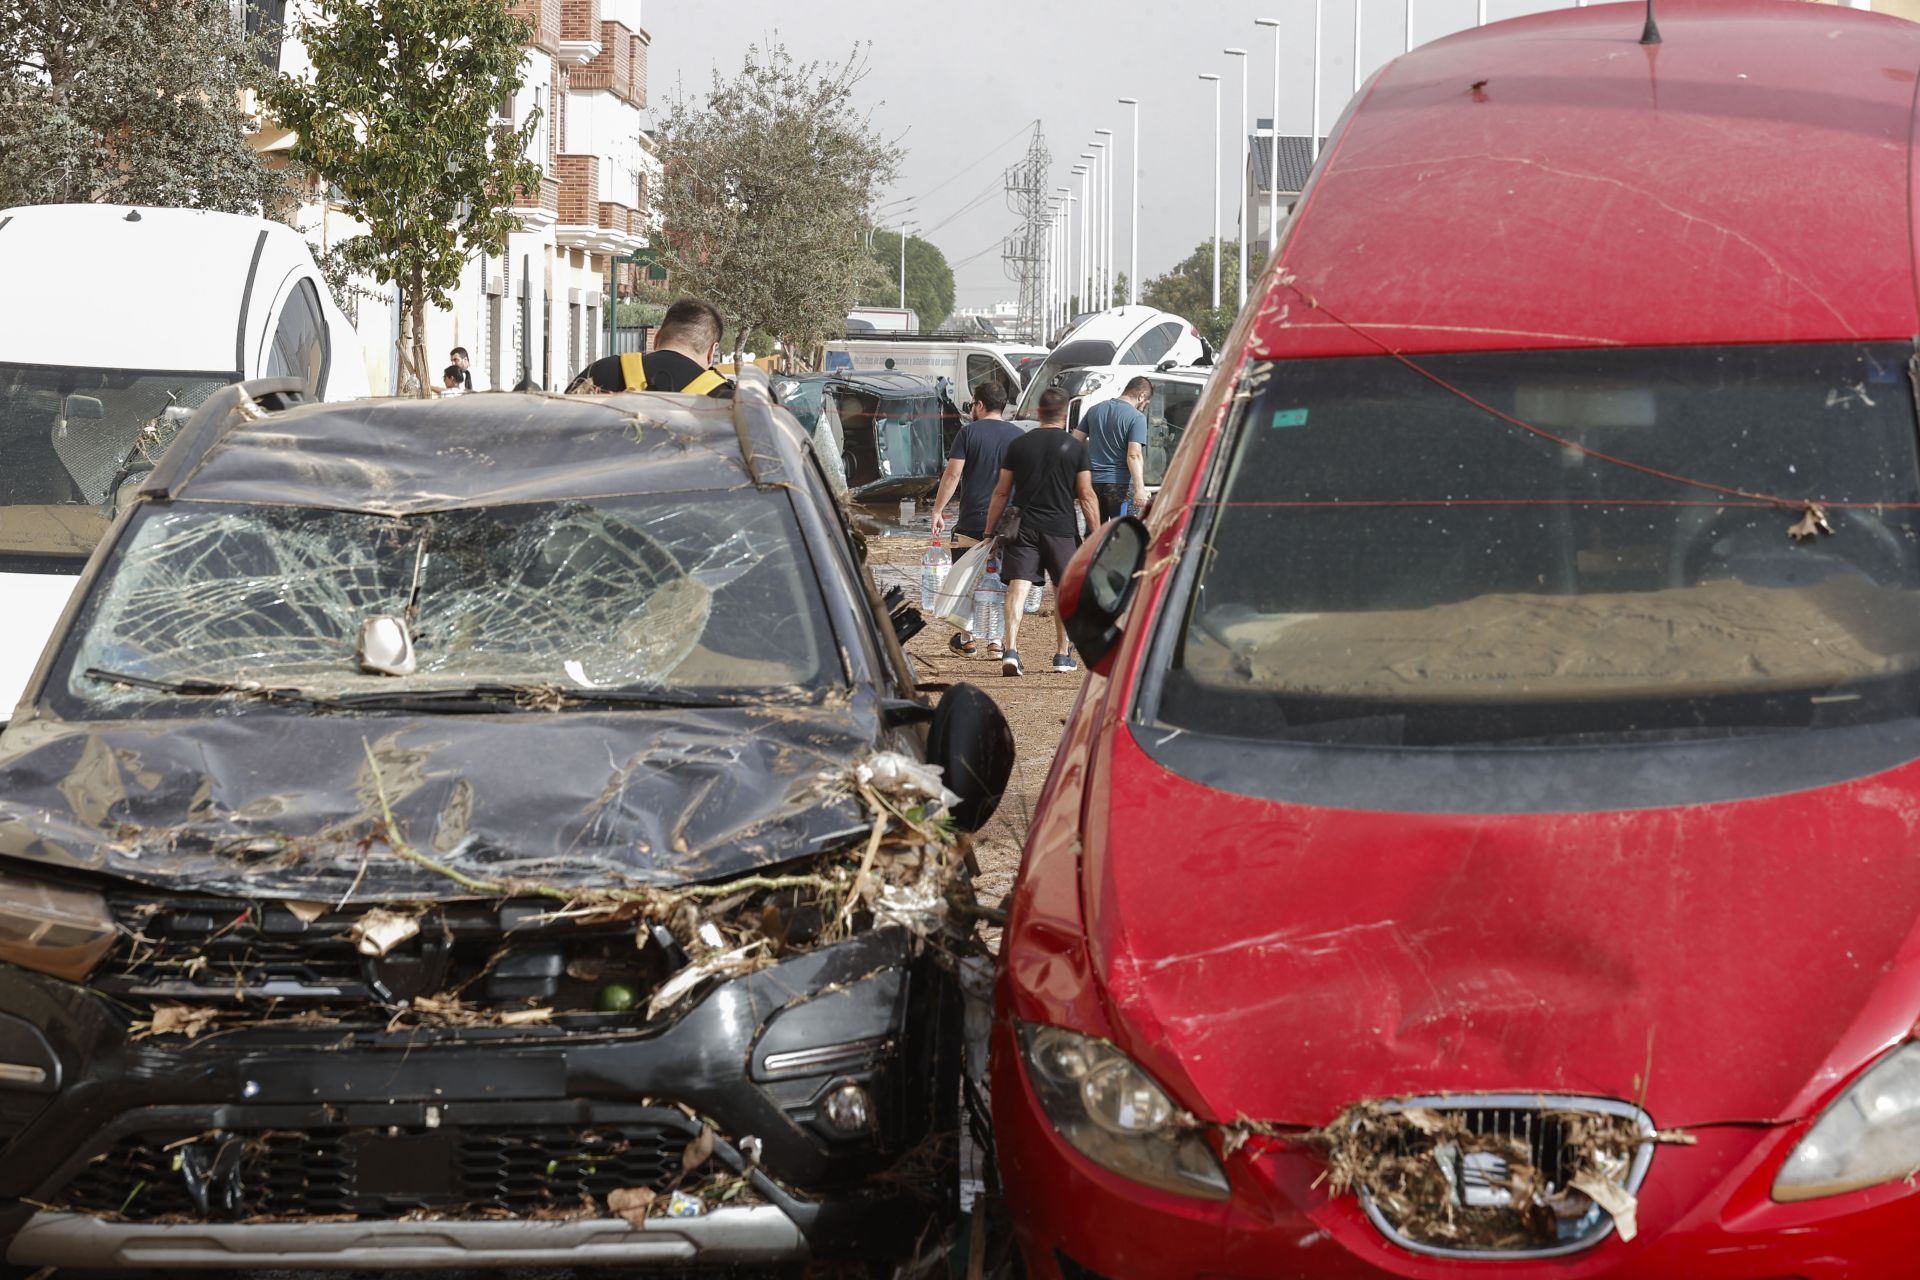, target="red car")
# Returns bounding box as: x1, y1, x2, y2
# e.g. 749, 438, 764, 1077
992, 3, 1920, 1276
